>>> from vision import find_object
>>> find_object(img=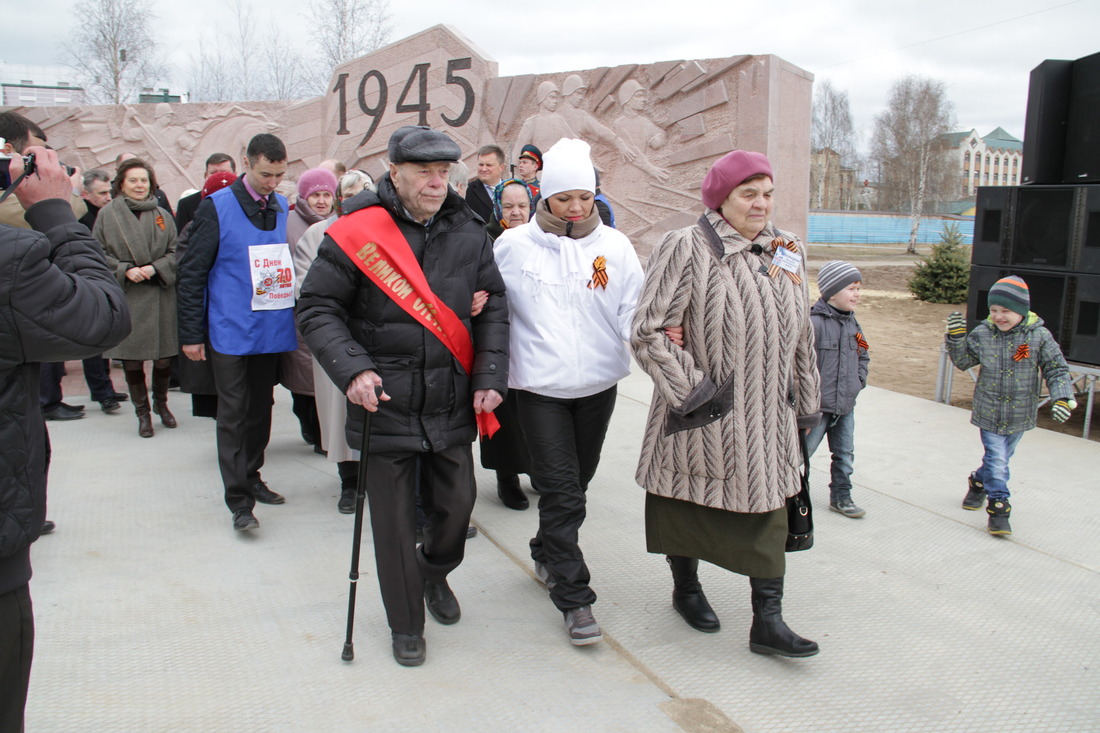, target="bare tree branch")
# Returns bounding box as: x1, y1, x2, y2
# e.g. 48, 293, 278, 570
305, 0, 393, 89
67, 0, 166, 104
